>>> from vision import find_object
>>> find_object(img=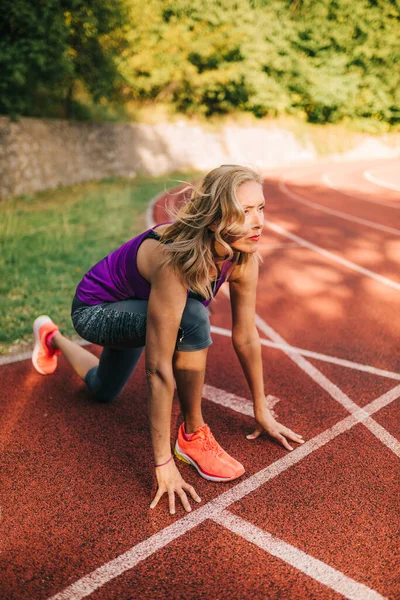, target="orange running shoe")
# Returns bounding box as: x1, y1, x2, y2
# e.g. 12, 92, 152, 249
174, 423, 245, 482
32, 315, 60, 375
